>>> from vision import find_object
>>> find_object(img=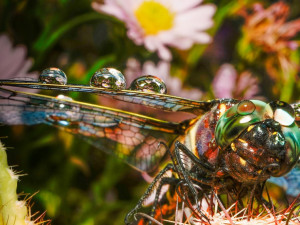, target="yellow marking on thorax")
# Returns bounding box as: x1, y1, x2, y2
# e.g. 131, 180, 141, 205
247, 125, 255, 132
184, 116, 203, 158
219, 103, 227, 117
238, 138, 247, 143
231, 143, 237, 152
240, 157, 247, 166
